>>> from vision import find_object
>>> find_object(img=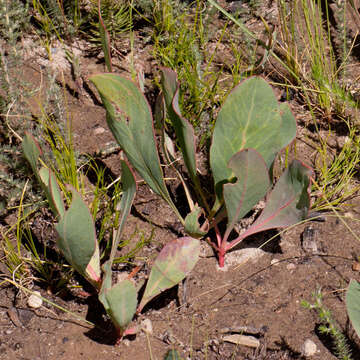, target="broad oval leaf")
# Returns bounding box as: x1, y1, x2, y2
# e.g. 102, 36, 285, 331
105, 279, 137, 333
90, 74, 173, 207
223, 149, 270, 241
346, 279, 360, 338
55, 188, 101, 285
210, 77, 296, 199
138, 237, 200, 312
227, 160, 312, 250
